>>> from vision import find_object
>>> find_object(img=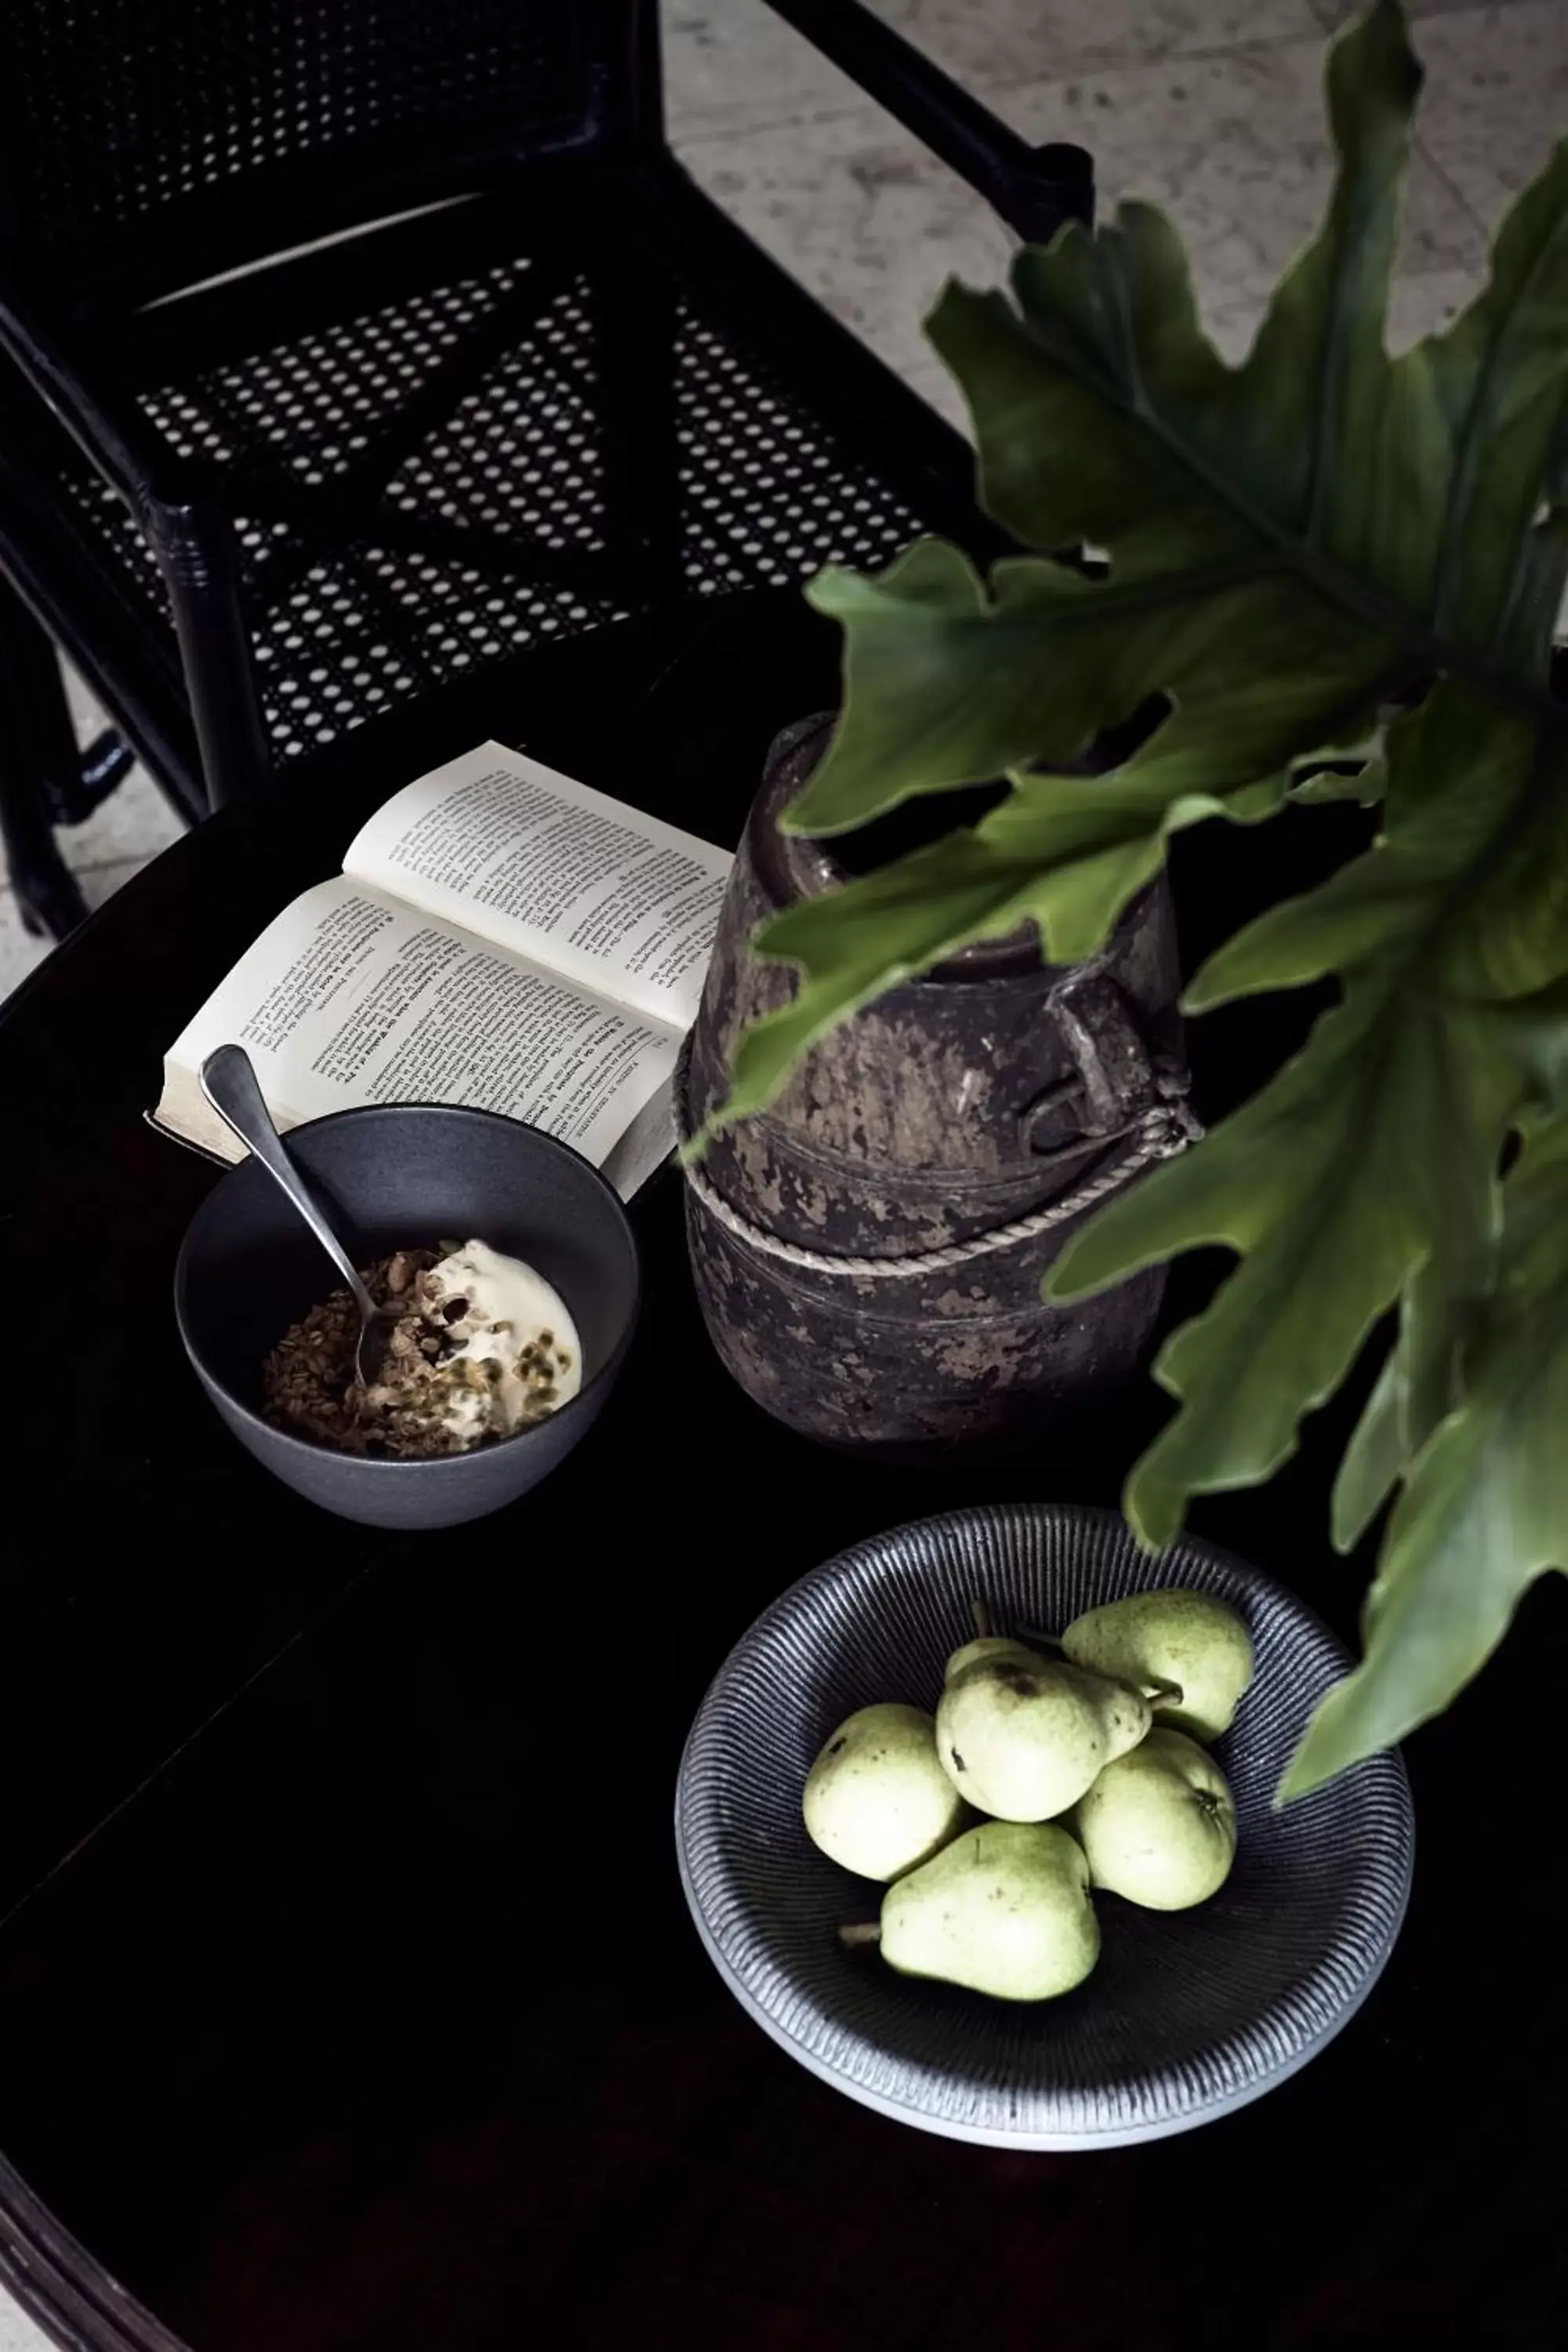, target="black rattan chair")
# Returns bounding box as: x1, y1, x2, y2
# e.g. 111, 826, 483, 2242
0, 0, 1091, 938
